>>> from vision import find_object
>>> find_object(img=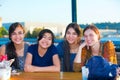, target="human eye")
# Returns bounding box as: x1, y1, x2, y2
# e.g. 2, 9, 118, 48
42, 35, 46, 39
73, 32, 77, 35
89, 34, 94, 37
48, 37, 52, 41
84, 35, 87, 38
18, 31, 24, 35
66, 31, 70, 35
11, 32, 16, 36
